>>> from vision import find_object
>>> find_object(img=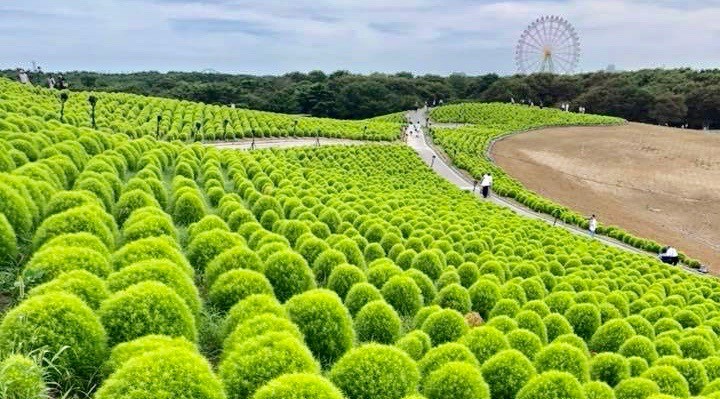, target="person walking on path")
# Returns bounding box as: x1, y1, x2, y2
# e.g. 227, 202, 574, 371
588, 214, 598, 237
480, 173, 493, 198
